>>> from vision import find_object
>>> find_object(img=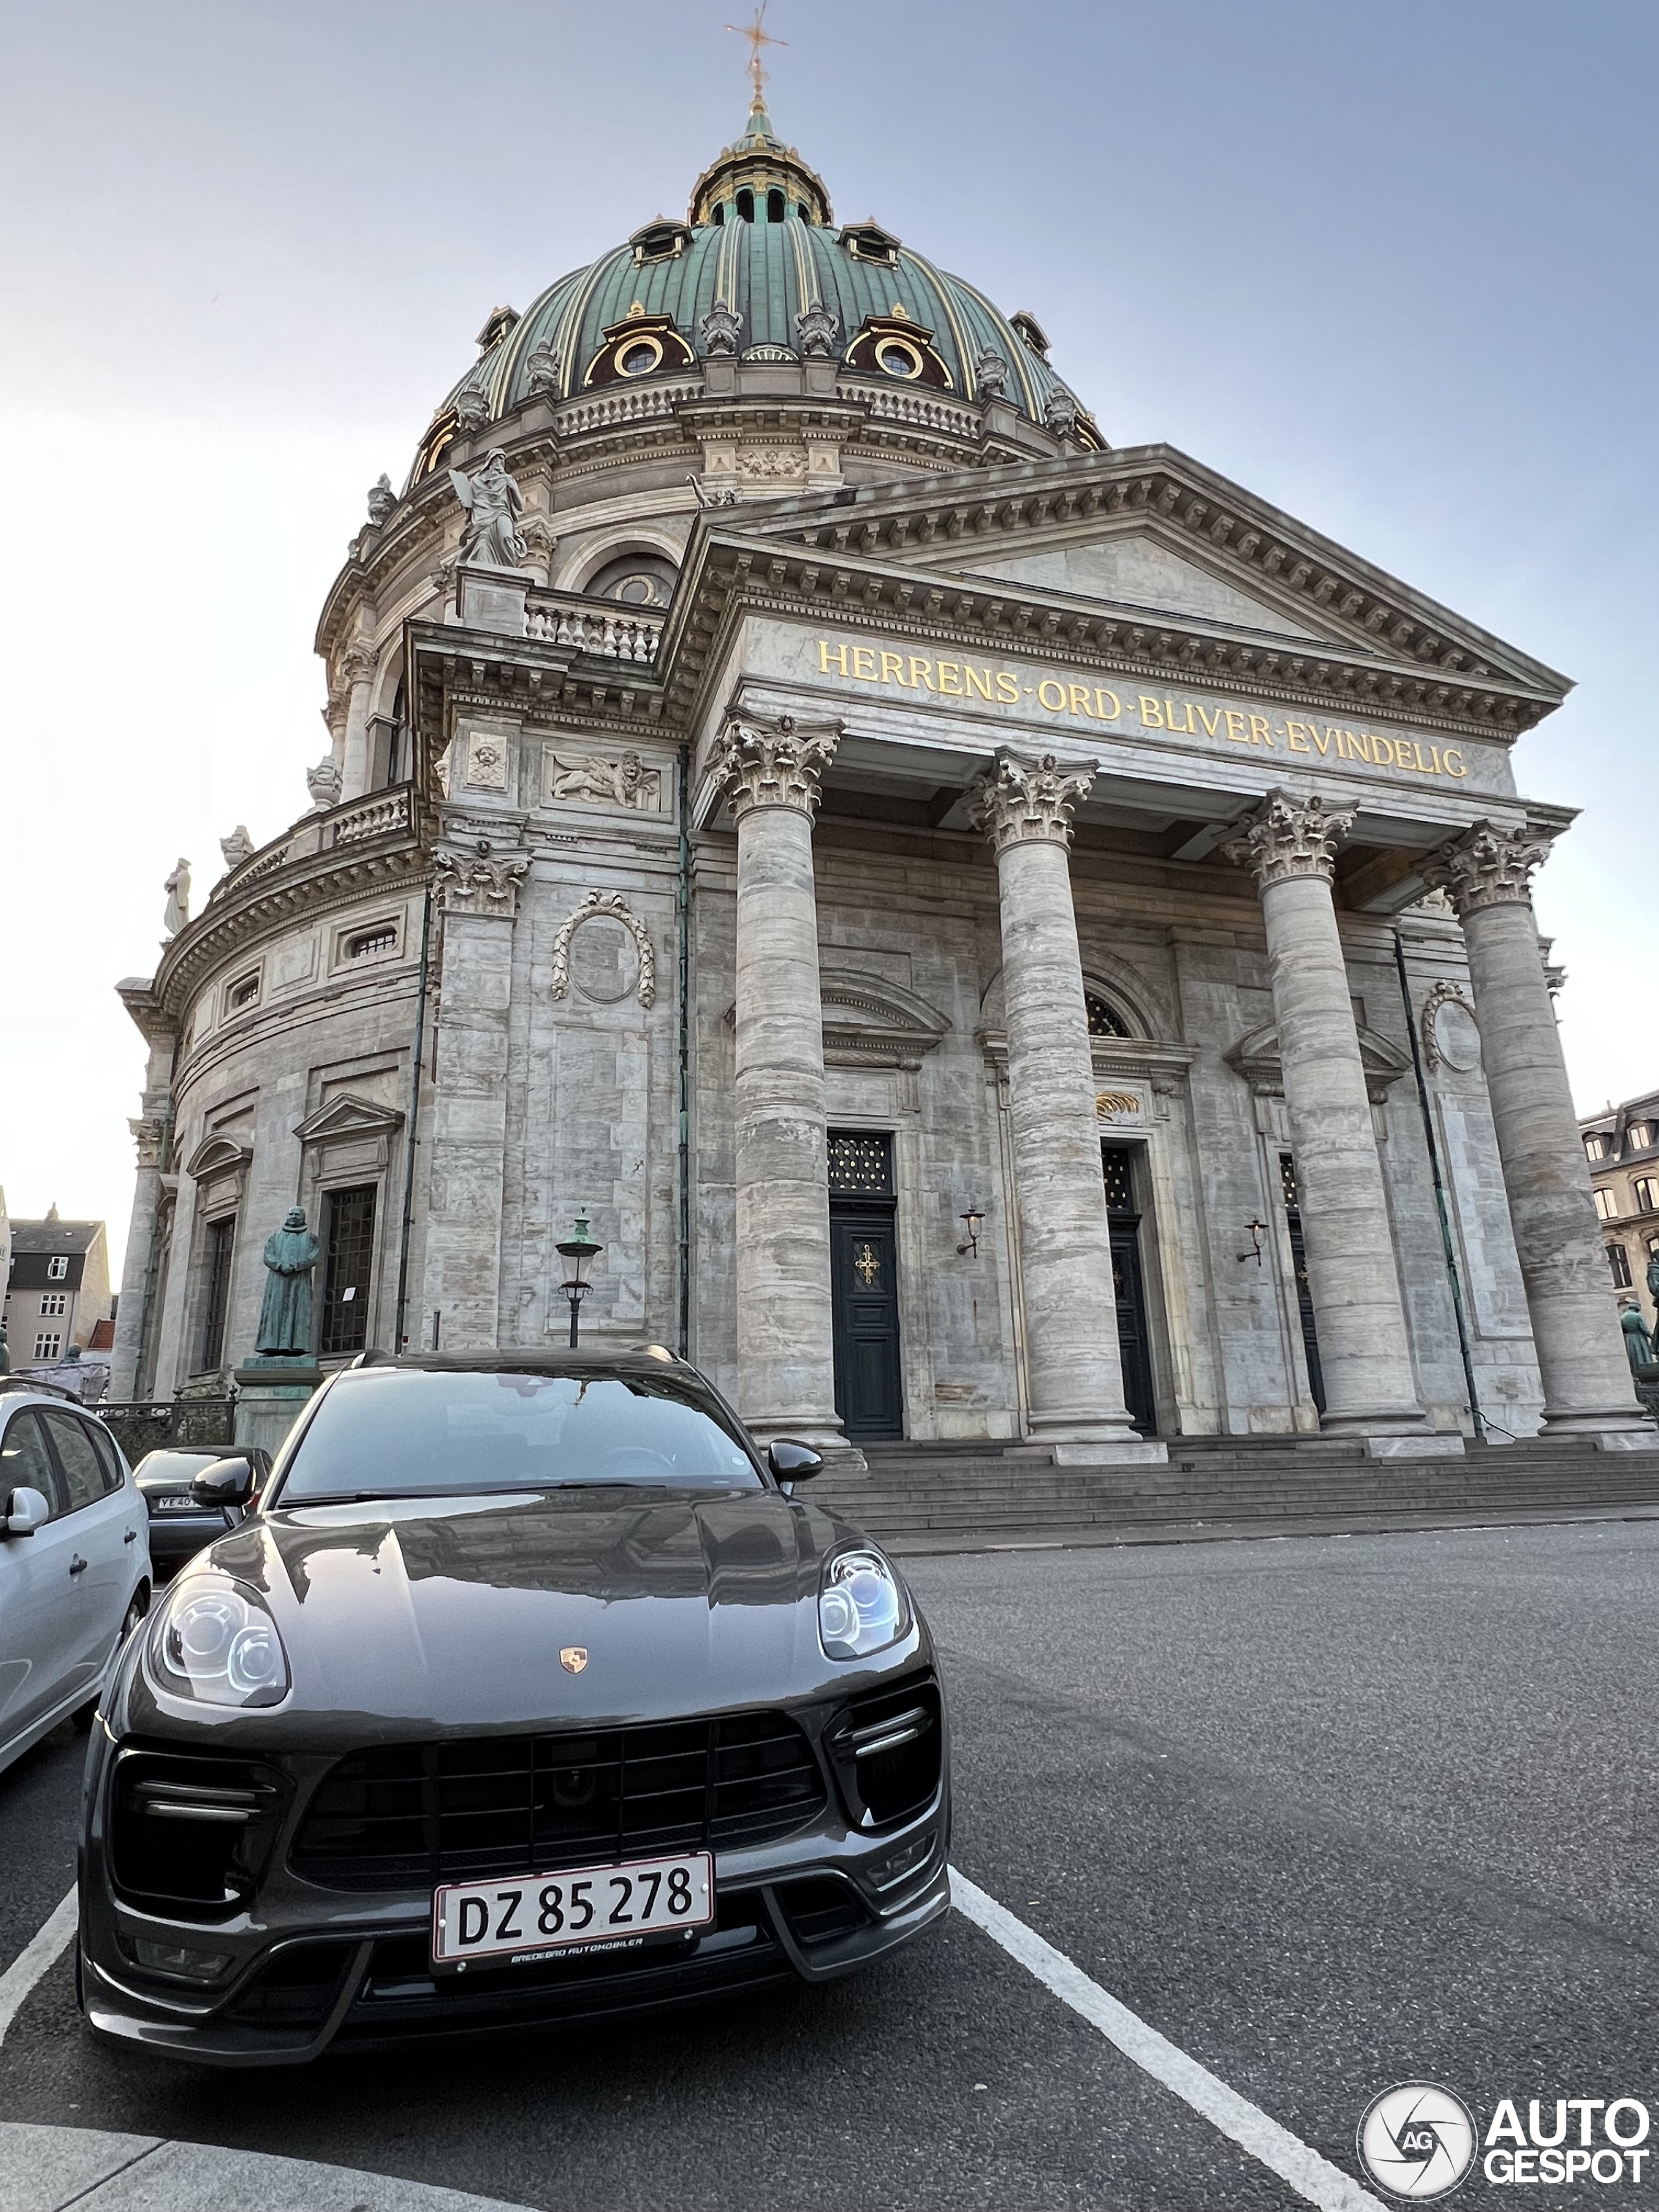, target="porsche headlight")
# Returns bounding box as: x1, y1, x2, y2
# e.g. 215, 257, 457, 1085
148, 1576, 291, 1708
818, 1549, 910, 1660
